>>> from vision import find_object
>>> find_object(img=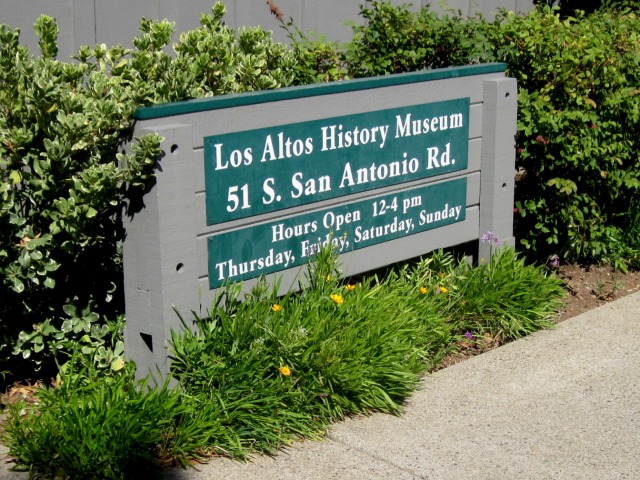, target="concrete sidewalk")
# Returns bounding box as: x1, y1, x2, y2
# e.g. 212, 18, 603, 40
2, 292, 639, 479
